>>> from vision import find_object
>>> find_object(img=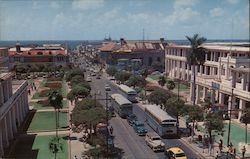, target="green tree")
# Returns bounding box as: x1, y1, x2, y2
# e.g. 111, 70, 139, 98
152, 61, 164, 72
139, 67, 150, 78
14, 64, 28, 73
71, 85, 90, 100
114, 71, 131, 84
148, 89, 171, 109
106, 66, 117, 77
48, 136, 63, 159
201, 97, 212, 110
67, 91, 75, 104
186, 34, 207, 106
166, 80, 175, 90
165, 97, 185, 126
126, 75, 146, 88
48, 91, 63, 138
204, 113, 224, 143
65, 69, 84, 81
70, 75, 85, 86
240, 108, 250, 143
158, 76, 167, 87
